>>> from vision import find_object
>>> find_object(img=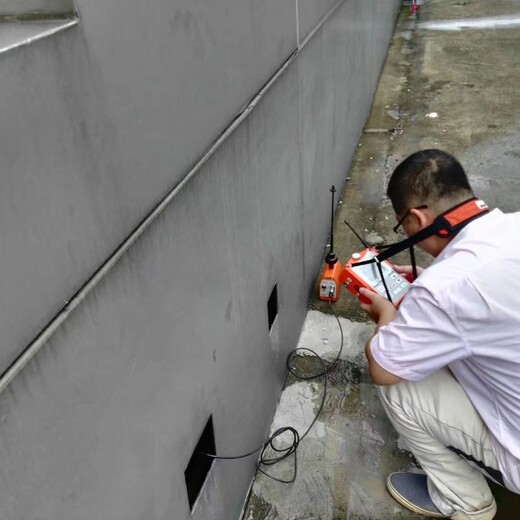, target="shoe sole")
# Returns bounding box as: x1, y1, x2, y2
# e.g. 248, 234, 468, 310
386, 475, 446, 518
